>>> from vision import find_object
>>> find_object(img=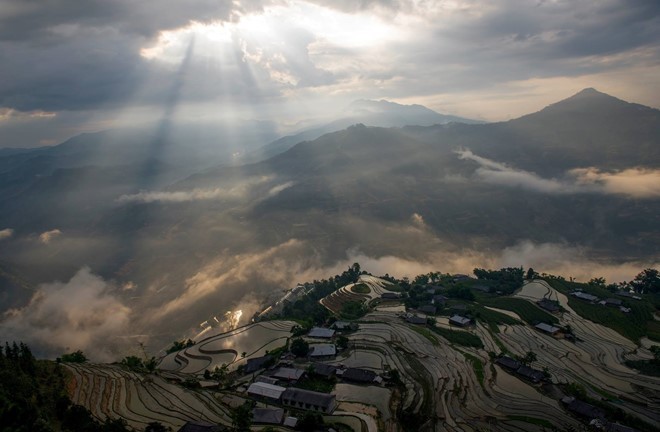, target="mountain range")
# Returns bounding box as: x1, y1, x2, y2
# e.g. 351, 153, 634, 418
0, 89, 658, 355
